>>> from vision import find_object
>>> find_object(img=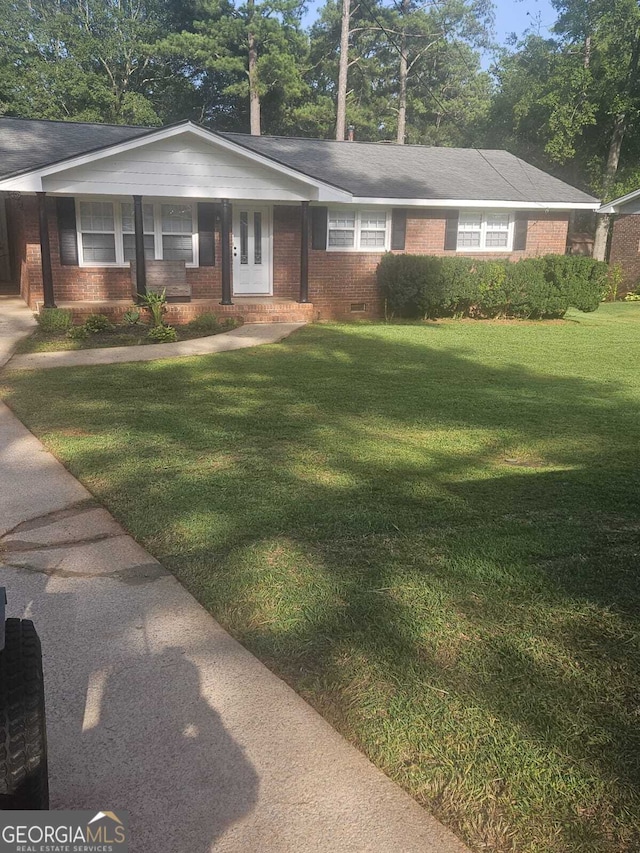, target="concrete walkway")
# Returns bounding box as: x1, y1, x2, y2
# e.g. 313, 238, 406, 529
0, 296, 469, 852
0, 295, 37, 367
8, 321, 305, 371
